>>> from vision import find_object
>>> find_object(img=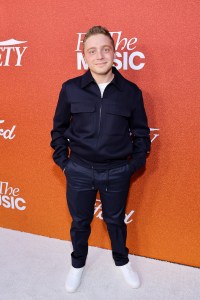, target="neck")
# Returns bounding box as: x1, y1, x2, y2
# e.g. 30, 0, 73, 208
91, 69, 114, 84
